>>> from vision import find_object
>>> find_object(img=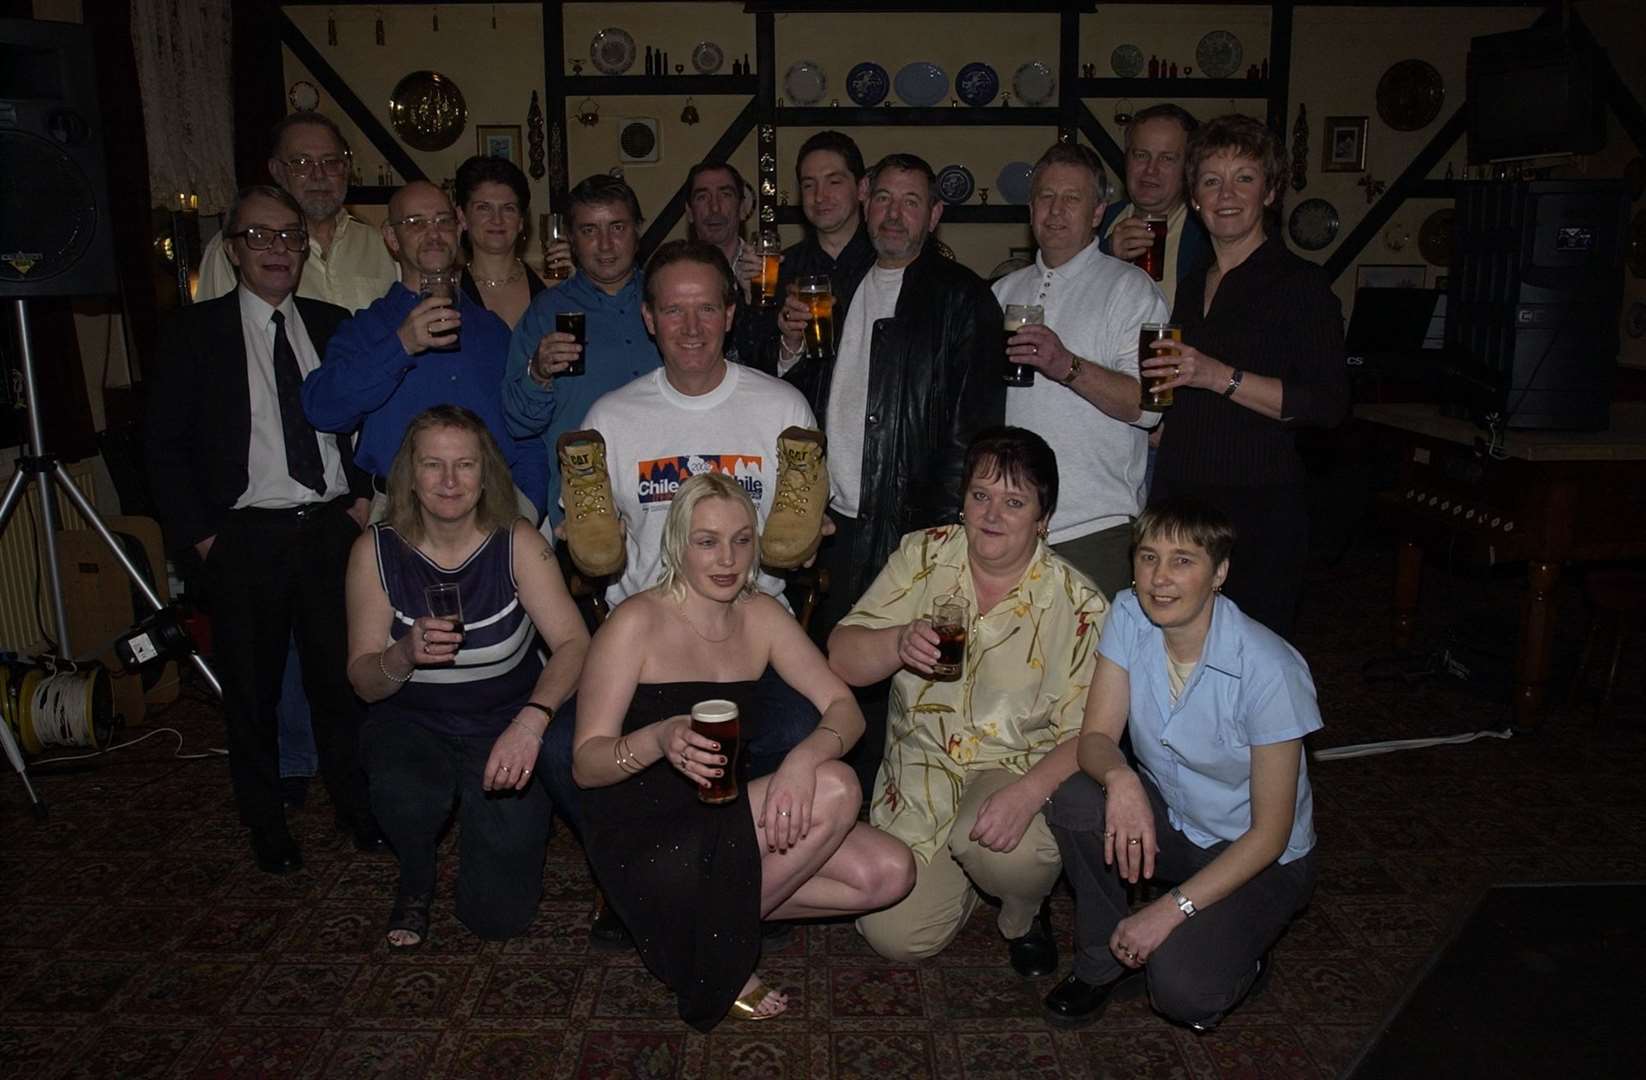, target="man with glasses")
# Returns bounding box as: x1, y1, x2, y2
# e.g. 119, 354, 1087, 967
147, 185, 376, 875
197, 113, 397, 313
302, 180, 548, 521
